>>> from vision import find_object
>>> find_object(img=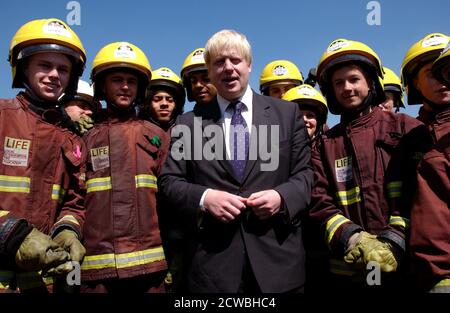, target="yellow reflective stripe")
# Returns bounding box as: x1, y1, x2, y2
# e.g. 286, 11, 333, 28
329, 259, 356, 276
81, 246, 165, 271
81, 253, 116, 270
336, 186, 361, 205
116, 246, 165, 268
56, 214, 80, 226
51, 184, 66, 203
0, 271, 14, 290
0, 210, 9, 218
387, 181, 403, 198
389, 216, 410, 229
86, 177, 112, 193
135, 174, 157, 189
0, 175, 30, 193
325, 214, 351, 245
436, 279, 450, 287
